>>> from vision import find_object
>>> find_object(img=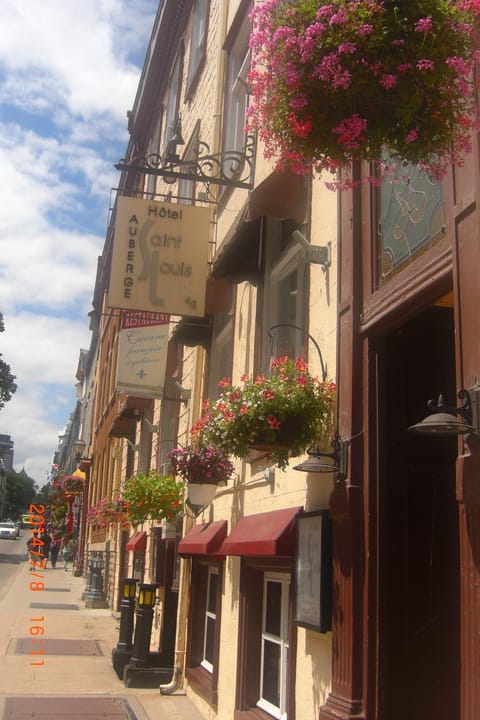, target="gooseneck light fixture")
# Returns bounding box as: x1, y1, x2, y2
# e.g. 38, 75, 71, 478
408, 389, 477, 436
293, 438, 349, 479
